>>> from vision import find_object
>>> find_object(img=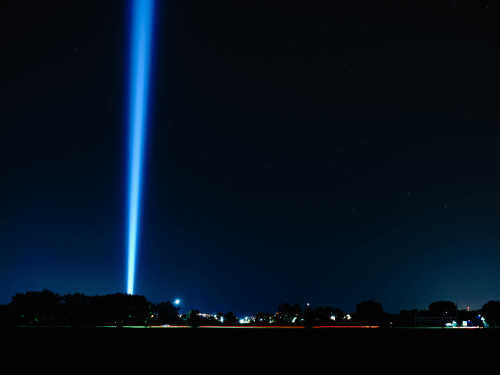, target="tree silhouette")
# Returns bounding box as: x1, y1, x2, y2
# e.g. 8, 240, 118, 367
5, 289, 500, 329
313, 306, 346, 325
61, 292, 91, 326
185, 309, 202, 328
254, 311, 272, 325
223, 311, 237, 325
482, 300, 500, 327
153, 301, 180, 325
9, 289, 62, 326
428, 301, 457, 317
355, 300, 386, 326
276, 303, 302, 325
87, 293, 151, 326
